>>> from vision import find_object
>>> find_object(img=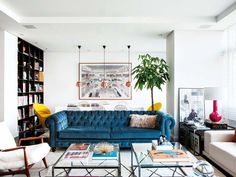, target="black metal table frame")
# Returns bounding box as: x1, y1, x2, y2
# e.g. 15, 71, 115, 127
131, 144, 194, 177
52, 145, 121, 177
